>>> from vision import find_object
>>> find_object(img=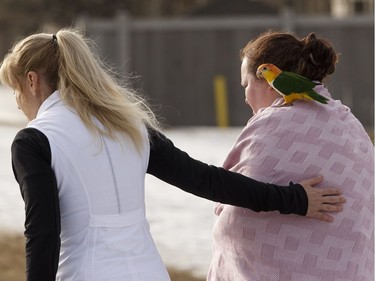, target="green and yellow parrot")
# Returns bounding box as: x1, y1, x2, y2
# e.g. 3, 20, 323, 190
256, 63, 329, 105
